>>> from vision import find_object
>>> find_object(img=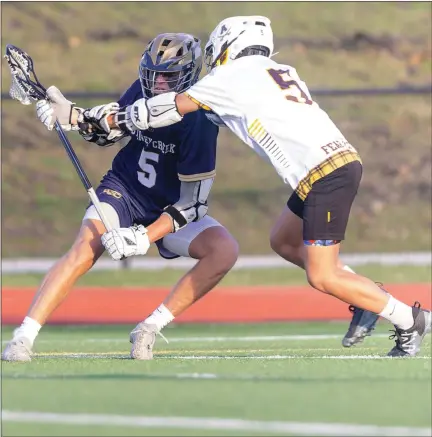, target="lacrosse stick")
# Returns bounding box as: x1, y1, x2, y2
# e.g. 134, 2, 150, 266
4, 44, 113, 232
